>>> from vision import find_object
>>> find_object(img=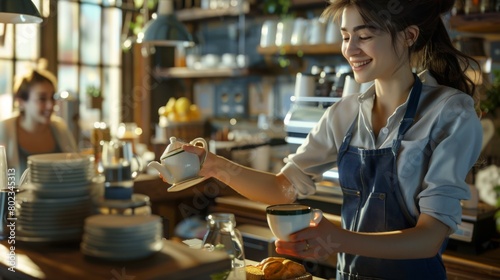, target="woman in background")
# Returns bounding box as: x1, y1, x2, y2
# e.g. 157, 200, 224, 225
0, 67, 77, 182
